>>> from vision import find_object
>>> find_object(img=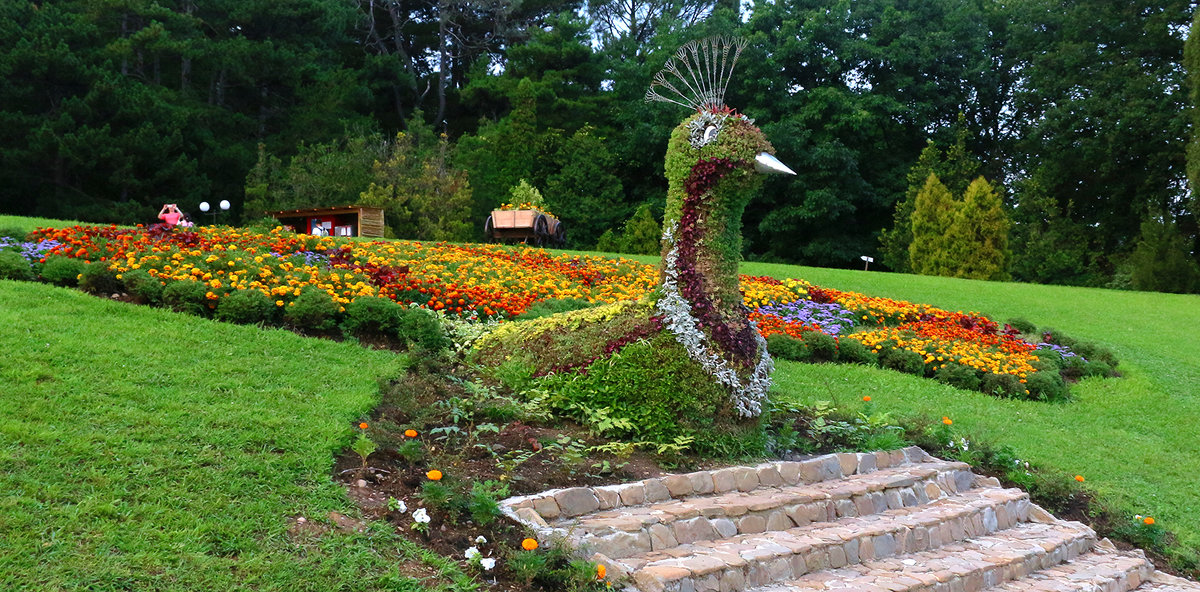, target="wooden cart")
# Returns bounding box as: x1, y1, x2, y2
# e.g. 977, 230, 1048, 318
484, 209, 565, 246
